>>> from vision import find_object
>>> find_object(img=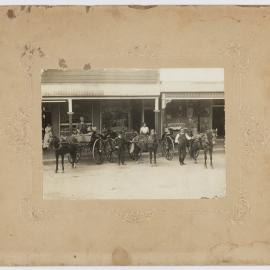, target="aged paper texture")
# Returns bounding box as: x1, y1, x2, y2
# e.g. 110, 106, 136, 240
0, 5, 269, 265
